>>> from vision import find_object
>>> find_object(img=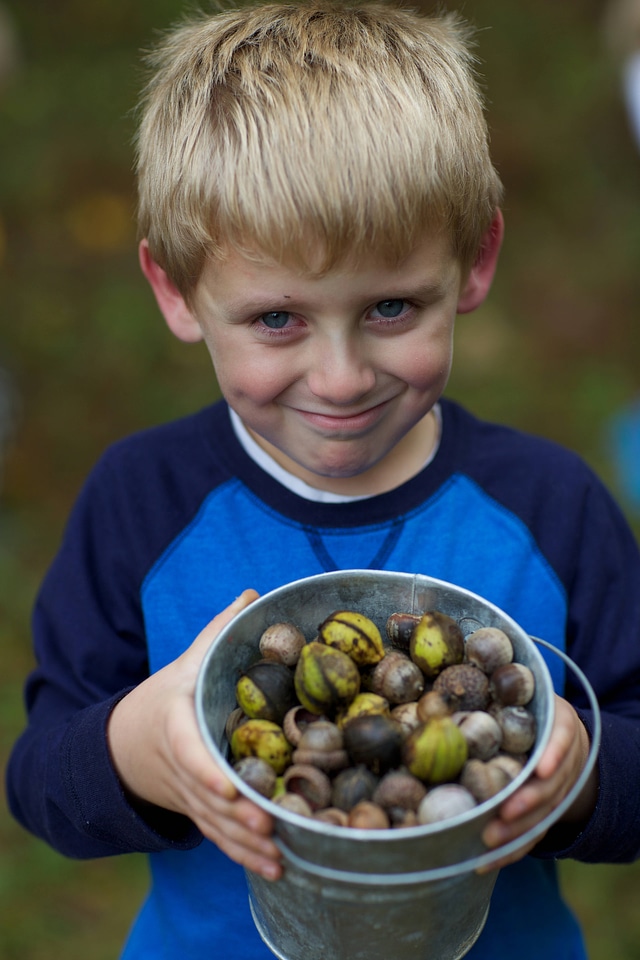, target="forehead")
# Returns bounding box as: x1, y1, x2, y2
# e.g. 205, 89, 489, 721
195, 230, 461, 308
